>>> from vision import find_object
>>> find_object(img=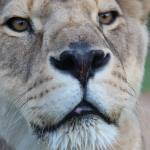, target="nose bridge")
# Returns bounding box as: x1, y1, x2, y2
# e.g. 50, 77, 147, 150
50, 22, 102, 51
60, 6, 98, 44
67, 24, 98, 43
63, 0, 89, 23
46, 6, 99, 44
